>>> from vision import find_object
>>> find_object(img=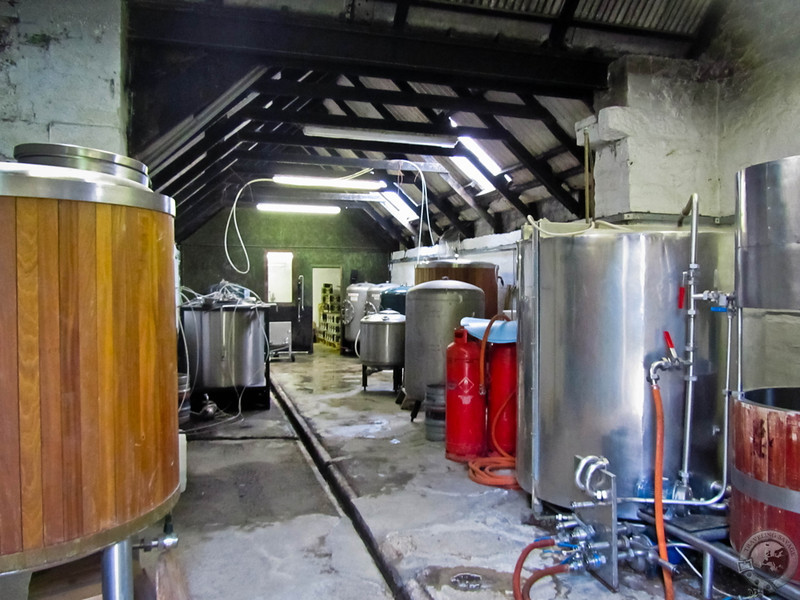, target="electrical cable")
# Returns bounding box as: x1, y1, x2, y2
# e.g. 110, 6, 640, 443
225, 178, 273, 274
225, 169, 379, 274
673, 547, 758, 600
395, 160, 434, 259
